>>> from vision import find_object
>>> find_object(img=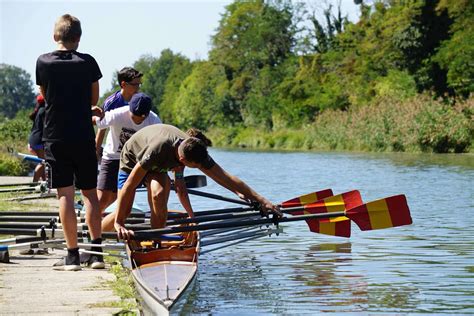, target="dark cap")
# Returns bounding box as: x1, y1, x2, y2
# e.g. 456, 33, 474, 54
129, 93, 152, 117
